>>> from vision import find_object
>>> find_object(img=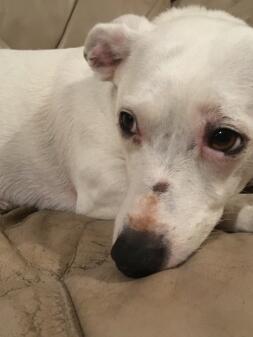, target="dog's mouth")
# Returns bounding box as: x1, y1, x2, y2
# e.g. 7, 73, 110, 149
111, 206, 225, 278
